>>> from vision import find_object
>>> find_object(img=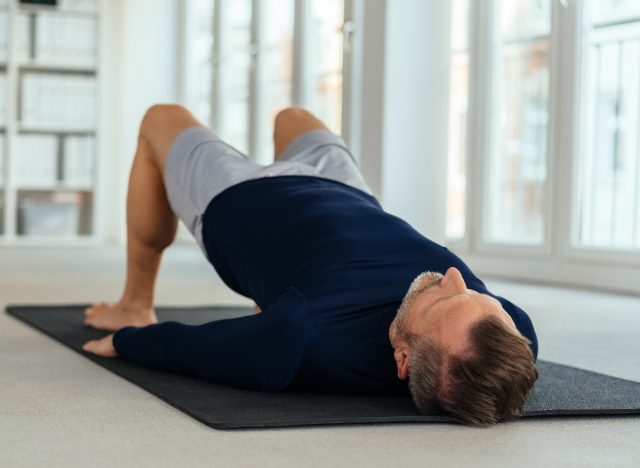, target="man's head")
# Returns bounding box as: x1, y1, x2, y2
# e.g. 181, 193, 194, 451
389, 266, 539, 426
